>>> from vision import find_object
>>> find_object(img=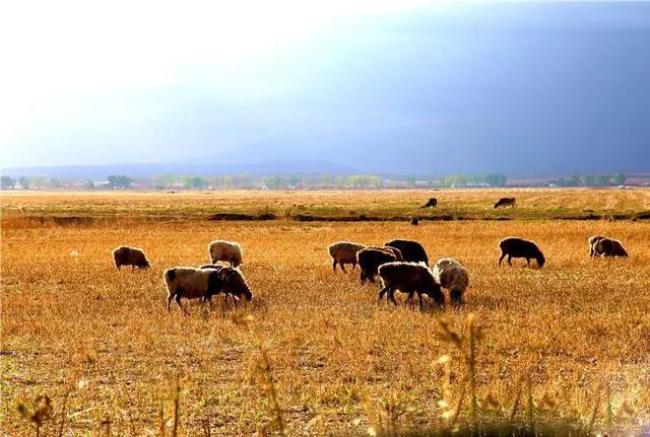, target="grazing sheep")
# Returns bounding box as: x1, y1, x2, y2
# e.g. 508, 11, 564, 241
498, 237, 545, 268
357, 247, 401, 284
592, 237, 628, 258
410, 217, 420, 226
494, 197, 517, 209
112, 246, 150, 270
421, 198, 438, 208
164, 266, 252, 313
378, 262, 444, 309
588, 235, 607, 257
432, 258, 469, 306
328, 241, 366, 272
385, 239, 429, 265
208, 240, 243, 267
